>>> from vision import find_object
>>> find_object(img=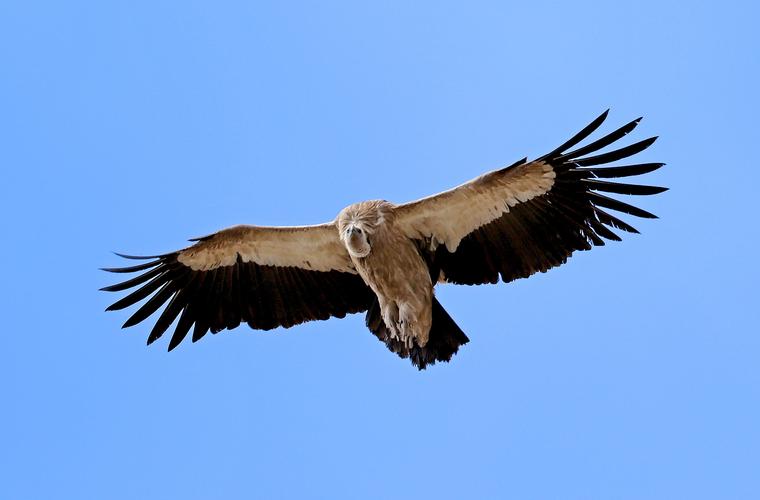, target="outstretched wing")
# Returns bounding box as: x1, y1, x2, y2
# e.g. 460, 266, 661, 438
102, 223, 375, 350
395, 110, 667, 285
